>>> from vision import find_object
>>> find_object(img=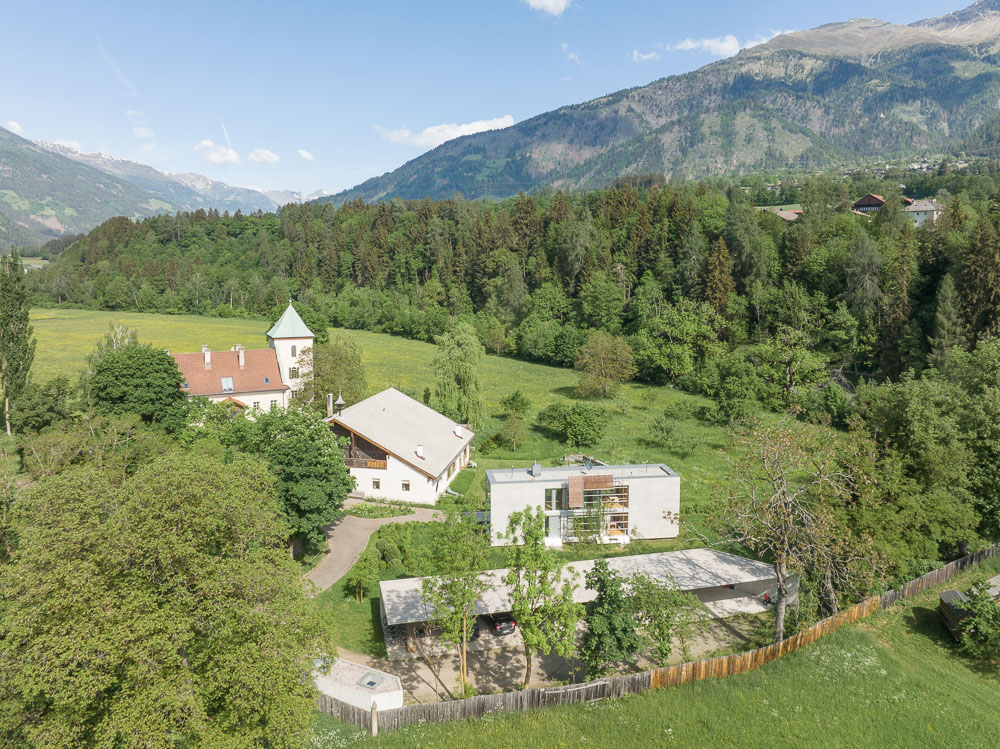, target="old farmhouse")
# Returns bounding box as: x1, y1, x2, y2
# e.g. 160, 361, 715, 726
486, 461, 680, 547
325, 387, 474, 504
171, 302, 313, 412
